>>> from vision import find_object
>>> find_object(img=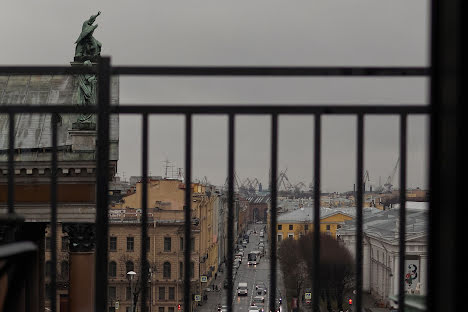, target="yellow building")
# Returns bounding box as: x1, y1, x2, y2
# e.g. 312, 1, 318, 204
273, 207, 354, 242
